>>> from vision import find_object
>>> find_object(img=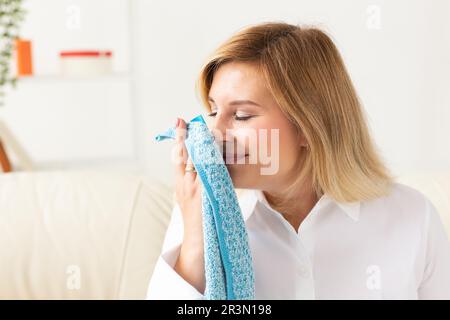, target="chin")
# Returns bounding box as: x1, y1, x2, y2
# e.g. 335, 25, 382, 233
226, 165, 258, 189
